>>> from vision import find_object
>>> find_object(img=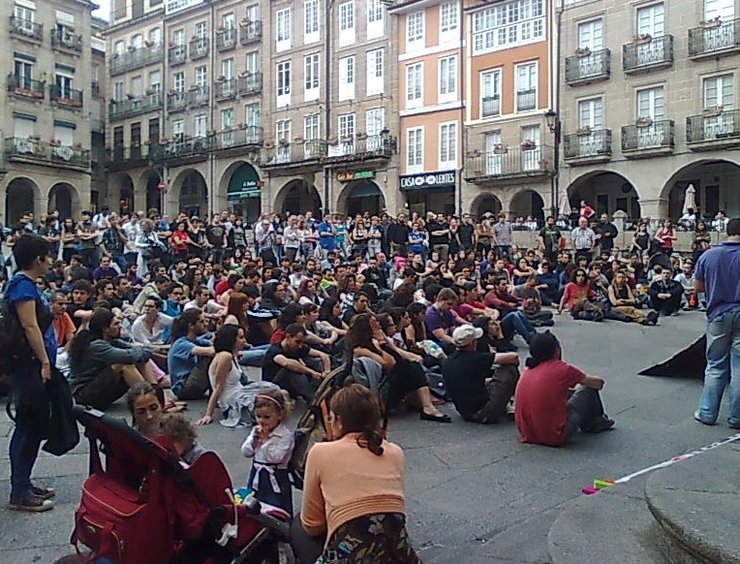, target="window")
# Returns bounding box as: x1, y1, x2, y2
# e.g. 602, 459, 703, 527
636, 3, 664, 36
338, 55, 355, 101
636, 86, 664, 119
520, 125, 541, 170
132, 34, 143, 49
114, 80, 124, 101
195, 22, 207, 39
484, 131, 503, 174
515, 62, 537, 111
439, 122, 457, 167
173, 119, 184, 140
472, 0, 545, 54
704, 0, 734, 21
578, 18, 603, 50
305, 53, 320, 101
578, 97, 604, 128
222, 59, 234, 79
245, 51, 260, 74
222, 13, 235, 29
194, 114, 208, 138
439, 55, 457, 103
13, 115, 35, 140
368, 0, 384, 39
339, 113, 355, 139
14, 4, 35, 25
440, 3, 458, 37
245, 103, 260, 128
173, 29, 184, 45
276, 119, 291, 143
55, 72, 72, 99
246, 4, 260, 22
276, 8, 291, 51
481, 69, 501, 117
304, 114, 319, 140
339, 2, 355, 47
149, 70, 161, 94
704, 74, 733, 109
366, 49, 384, 96
114, 40, 125, 56
221, 108, 234, 128
305, 0, 319, 42
406, 62, 423, 108
277, 61, 291, 106
173, 71, 184, 92
130, 75, 143, 97
407, 127, 423, 172
366, 108, 385, 137
407, 11, 424, 49
149, 28, 162, 45
195, 66, 207, 87
14, 57, 33, 87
